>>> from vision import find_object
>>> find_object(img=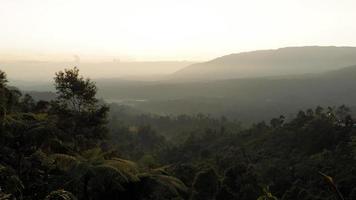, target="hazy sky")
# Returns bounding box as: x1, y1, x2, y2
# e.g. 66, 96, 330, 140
1, 0, 356, 61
